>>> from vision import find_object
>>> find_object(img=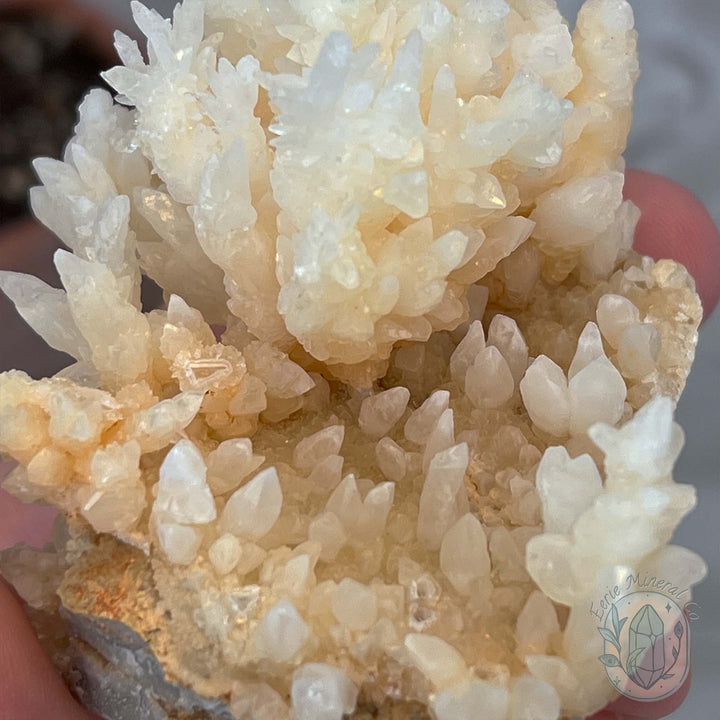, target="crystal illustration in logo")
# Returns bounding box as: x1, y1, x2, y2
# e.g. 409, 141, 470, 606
627, 604, 666, 688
